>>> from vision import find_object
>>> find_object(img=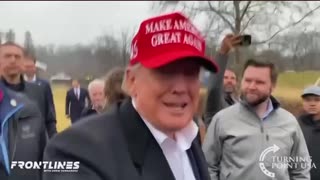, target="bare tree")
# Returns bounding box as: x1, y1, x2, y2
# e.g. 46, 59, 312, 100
24, 31, 36, 56
5, 29, 15, 42
151, 1, 320, 71
0, 31, 3, 44
119, 29, 135, 66
273, 31, 320, 71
